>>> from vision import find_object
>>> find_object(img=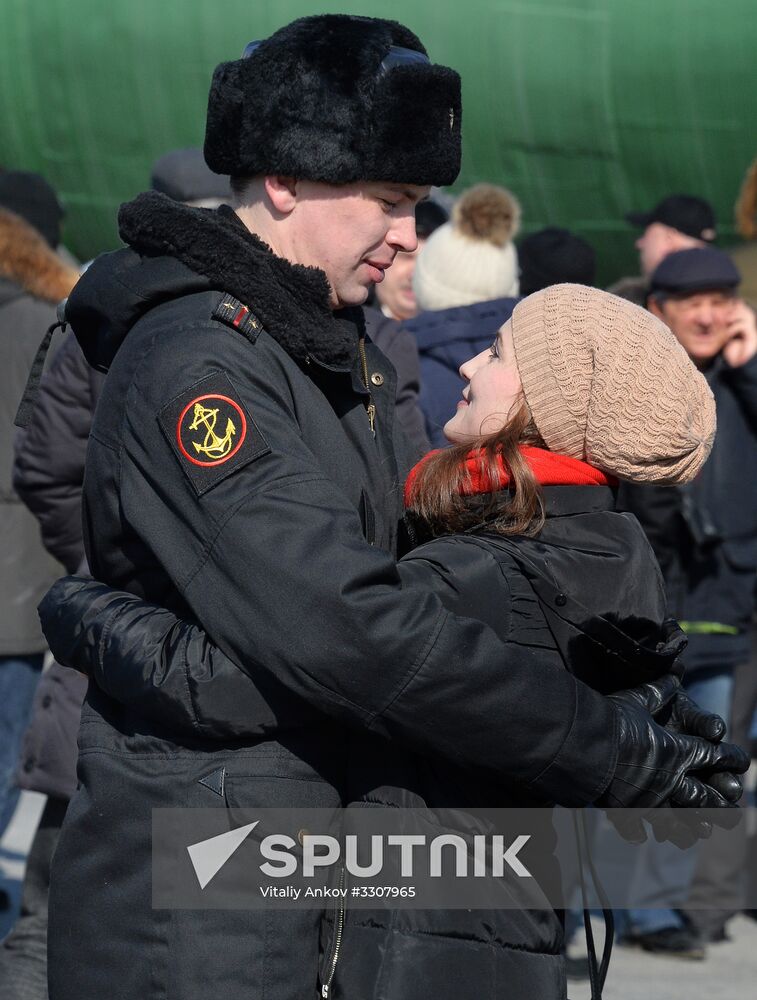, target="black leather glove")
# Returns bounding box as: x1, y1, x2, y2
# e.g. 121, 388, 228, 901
599, 674, 750, 845
625, 676, 727, 744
